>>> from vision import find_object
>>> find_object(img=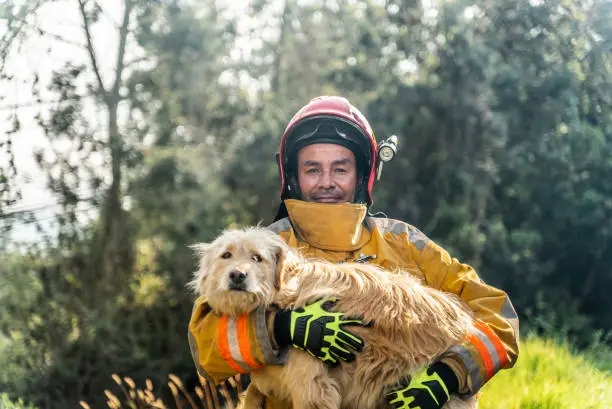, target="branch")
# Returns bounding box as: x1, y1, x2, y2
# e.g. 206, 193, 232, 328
110, 0, 134, 103
270, 0, 290, 94
93, 0, 120, 29
0, 0, 46, 71
77, 0, 108, 104
29, 24, 86, 48
123, 55, 150, 69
